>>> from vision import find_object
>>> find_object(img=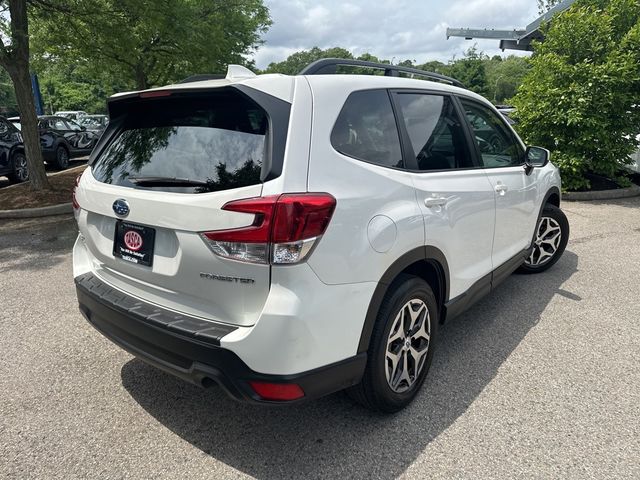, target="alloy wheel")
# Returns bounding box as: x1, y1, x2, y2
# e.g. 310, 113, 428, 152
57, 147, 69, 168
14, 154, 28, 181
526, 216, 562, 267
385, 298, 431, 393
